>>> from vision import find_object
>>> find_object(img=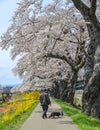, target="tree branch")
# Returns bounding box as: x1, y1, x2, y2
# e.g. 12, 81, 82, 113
72, 0, 100, 28
90, 0, 97, 16
72, 0, 90, 20
75, 55, 86, 70
34, 75, 46, 79
44, 52, 75, 70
